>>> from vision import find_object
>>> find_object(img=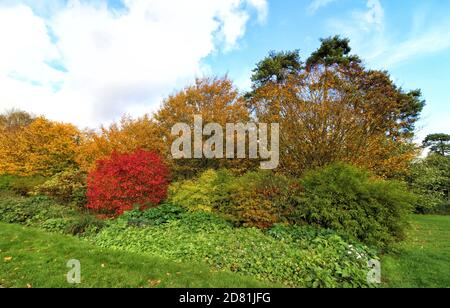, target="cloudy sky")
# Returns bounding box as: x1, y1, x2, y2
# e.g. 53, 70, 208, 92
0, 0, 449, 142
